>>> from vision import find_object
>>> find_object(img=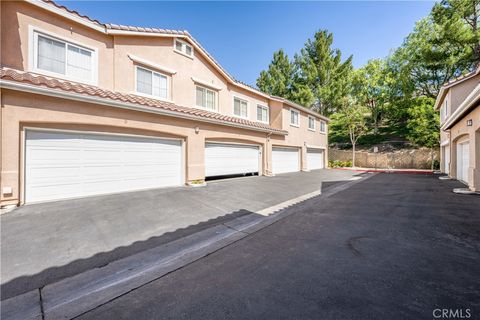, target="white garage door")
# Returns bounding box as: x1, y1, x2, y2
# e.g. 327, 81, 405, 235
456, 140, 469, 184
444, 145, 450, 174
205, 143, 260, 177
272, 147, 300, 174
307, 148, 324, 170
25, 130, 183, 203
